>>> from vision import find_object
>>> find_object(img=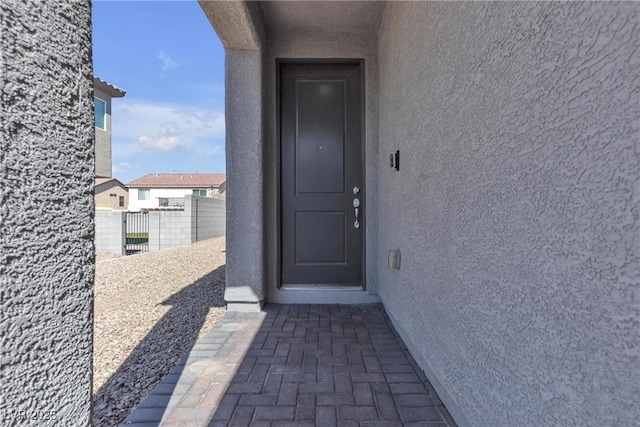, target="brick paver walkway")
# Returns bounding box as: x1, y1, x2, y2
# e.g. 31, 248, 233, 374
121, 304, 457, 426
